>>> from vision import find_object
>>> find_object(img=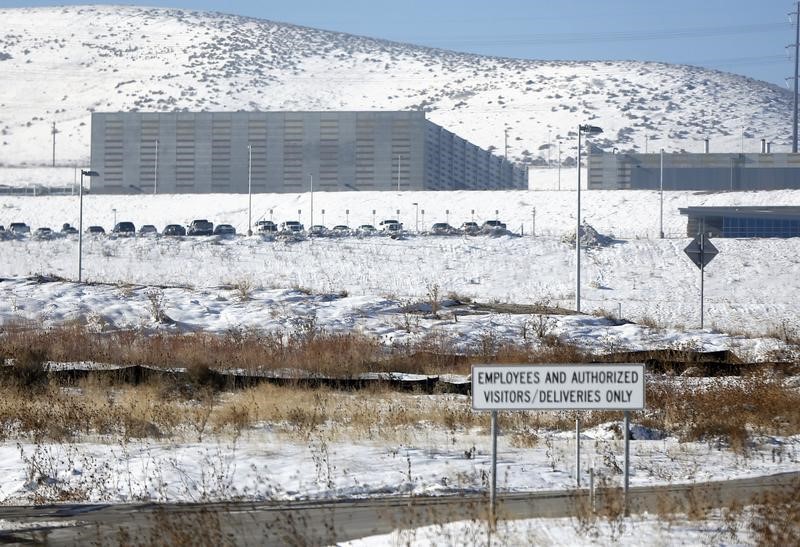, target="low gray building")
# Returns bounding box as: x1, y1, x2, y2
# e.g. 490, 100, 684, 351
679, 206, 800, 238
588, 151, 800, 191
89, 111, 526, 194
